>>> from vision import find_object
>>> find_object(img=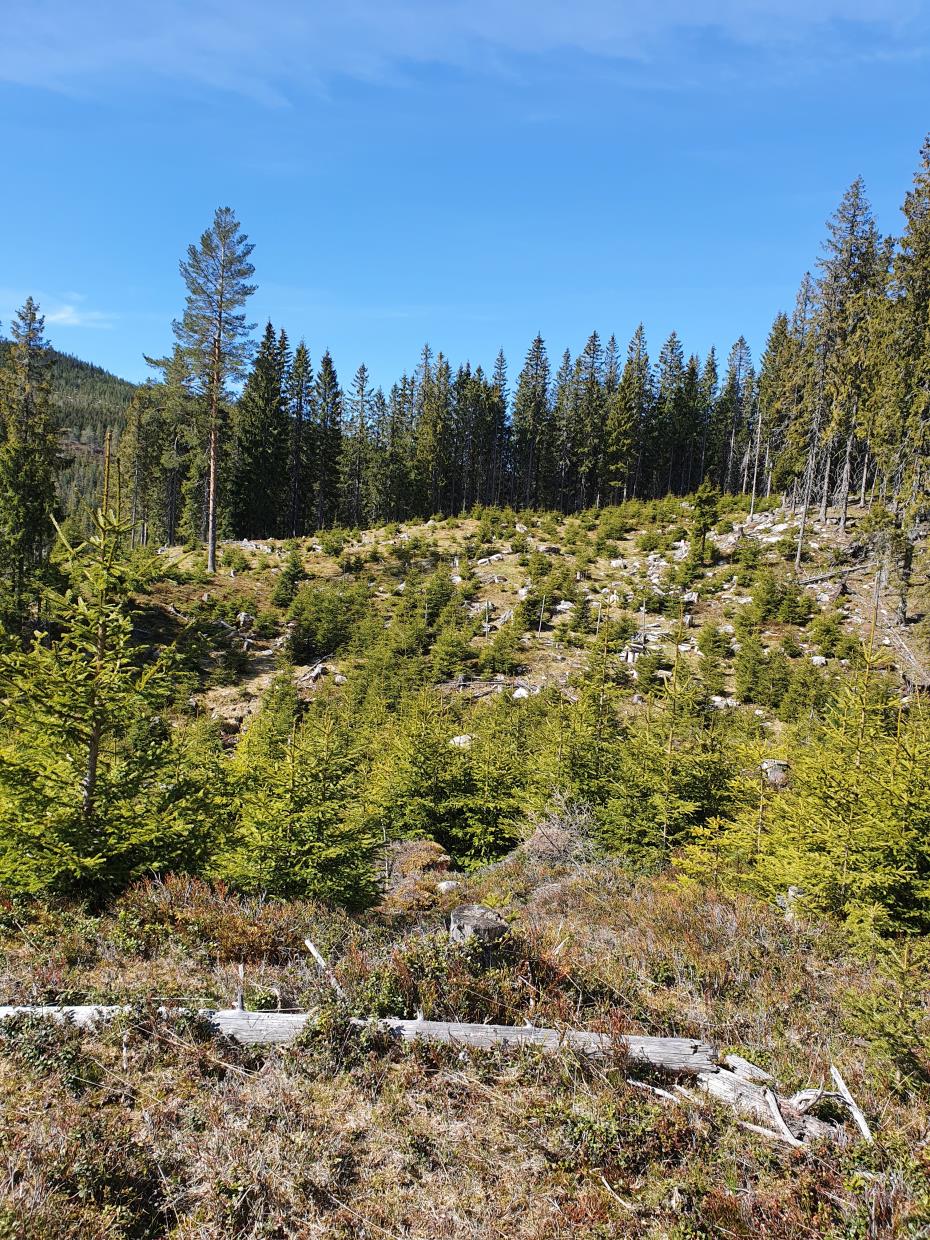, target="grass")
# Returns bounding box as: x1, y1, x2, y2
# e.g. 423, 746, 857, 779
1, 860, 928, 1238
